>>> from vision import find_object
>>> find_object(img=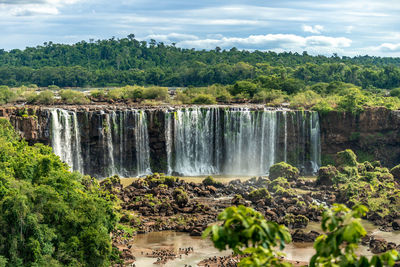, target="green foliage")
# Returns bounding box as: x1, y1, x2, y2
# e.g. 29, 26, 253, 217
192, 94, 217, 104
172, 188, 189, 208
205, 204, 399, 267
310, 204, 398, 267
27, 90, 55, 105
317, 165, 338, 185
142, 86, 168, 100
248, 188, 272, 203
252, 89, 286, 105
48, 85, 60, 91
390, 164, 400, 182
290, 90, 321, 108
202, 176, 222, 187
59, 89, 89, 104
0, 86, 16, 104
269, 162, 299, 181
335, 149, 358, 167
230, 81, 258, 98
203, 205, 292, 267
337, 87, 368, 114
0, 119, 117, 266
90, 89, 106, 99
